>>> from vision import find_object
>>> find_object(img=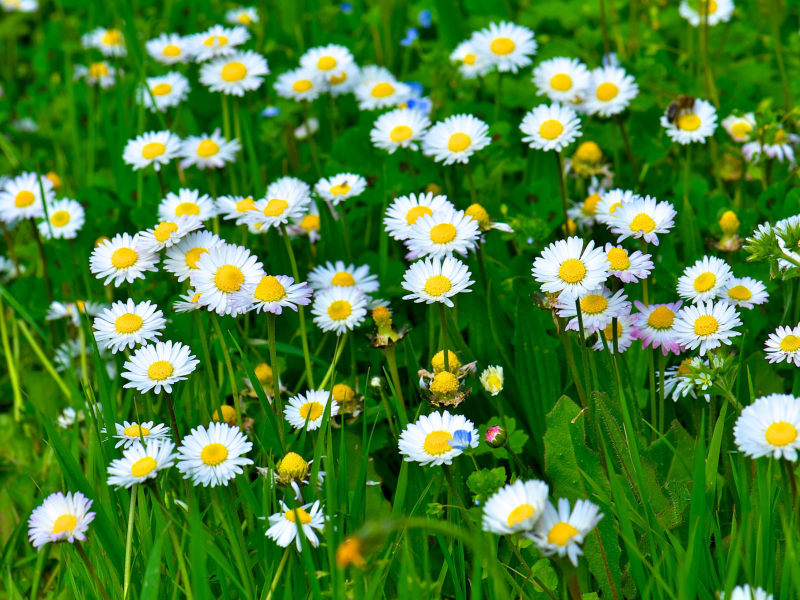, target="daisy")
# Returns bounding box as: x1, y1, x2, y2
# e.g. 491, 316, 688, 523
471, 21, 537, 74
480, 365, 505, 396
717, 276, 768, 309
482, 479, 549, 535
531, 236, 609, 299
123, 131, 182, 172
230, 274, 313, 315
677, 255, 732, 303
398, 410, 479, 466
268, 176, 312, 200
173, 290, 204, 313
401, 255, 474, 308
721, 112, 756, 143
559, 286, 630, 333
190, 24, 249, 62
673, 300, 742, 355
734, 394, 800, 460
608, 195, 676, 246
158, 189, 218, 221
122, 340, 199, 394
384, 192, 454, 241
311, 287, 368, 334
145, 33, 193, 65
28, 492, 95, 549
46, 301, 106, 328
583, 65, 639, 117
422, 114, 492, 165
109, 421, 171, 449
287, 200, 322, 243
532, 57, 590, 103
177, 422, 254, 487
660, 98, 718, 145
765, 325, 800, 367
661, 357, 712, 402
449, 39, 493, 79
107, 439, 178, 488
73, 62, 119, 88
190, 244, 264, 315
138, 216, 204, 252
520, 103, 582, 152
265, 500, 326, 550
634, 300, 683, 355
314, 173, 368, 206
604, 243, 653, 283
595, 188, 638, 225
370, 108, 431, 154
273, 68, 325, 102
0, 171, 52, 225
82, 27, 126, 57
179, 129, 241, 170
679, 0, 734, 26
226, 7, 259, 26
308, 260, 379, 293
199, 50, 269, 96
245, 188, 310, 231
464, 203, 514, 233
354, 65, 411, 111
325, 61, 361, 97
300, 44, 355, 84
92, 299, 166, 353
216, 195, 257, 224
593, 312, 640, 353
163, 230, 224, 282
1, 0, 38, 11
529, 498, 603, 567
90, 233, 160, 287
138, 72, 191, 113
285, 390, 340, 431
406, 207, 481, 259
38, 198, 85, 240
743, 127, 800, 164
723, 586, 772, 600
